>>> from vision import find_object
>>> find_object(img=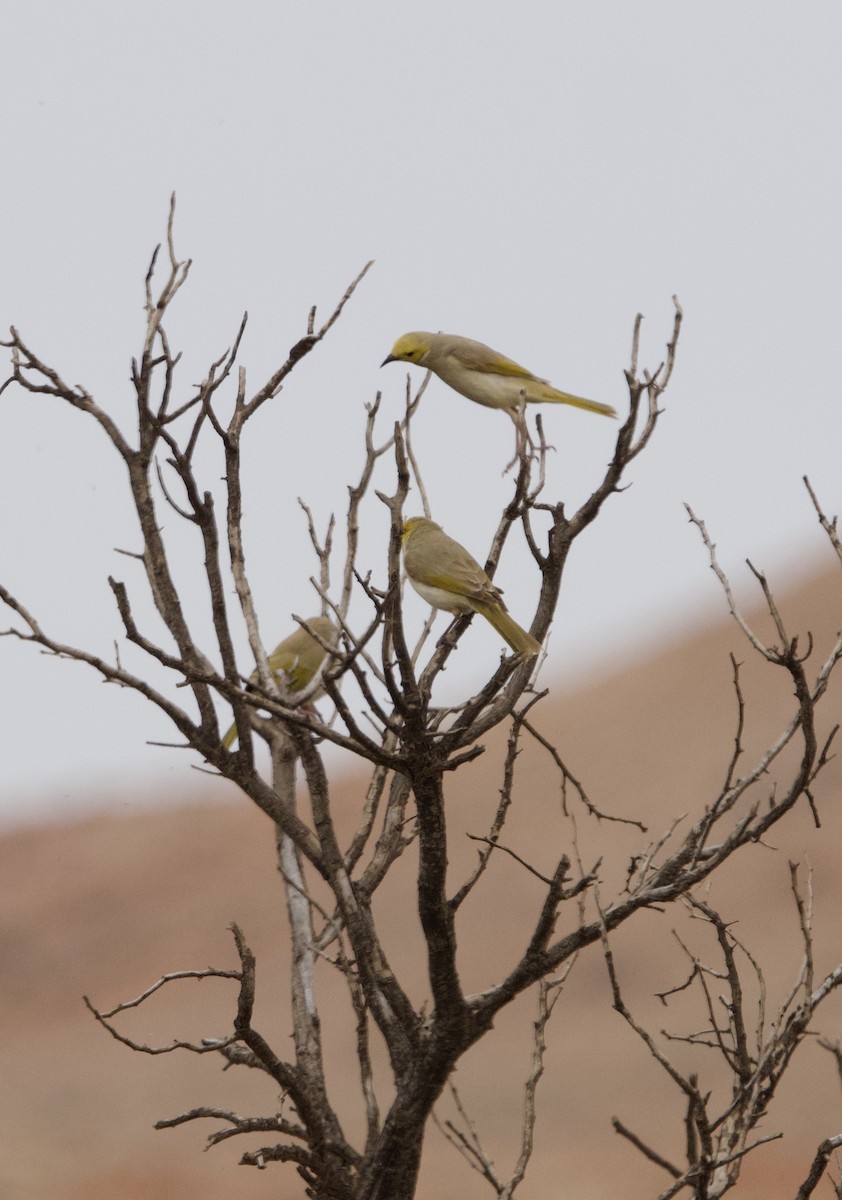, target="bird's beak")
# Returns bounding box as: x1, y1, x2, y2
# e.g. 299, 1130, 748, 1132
381, 354, 396, 367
